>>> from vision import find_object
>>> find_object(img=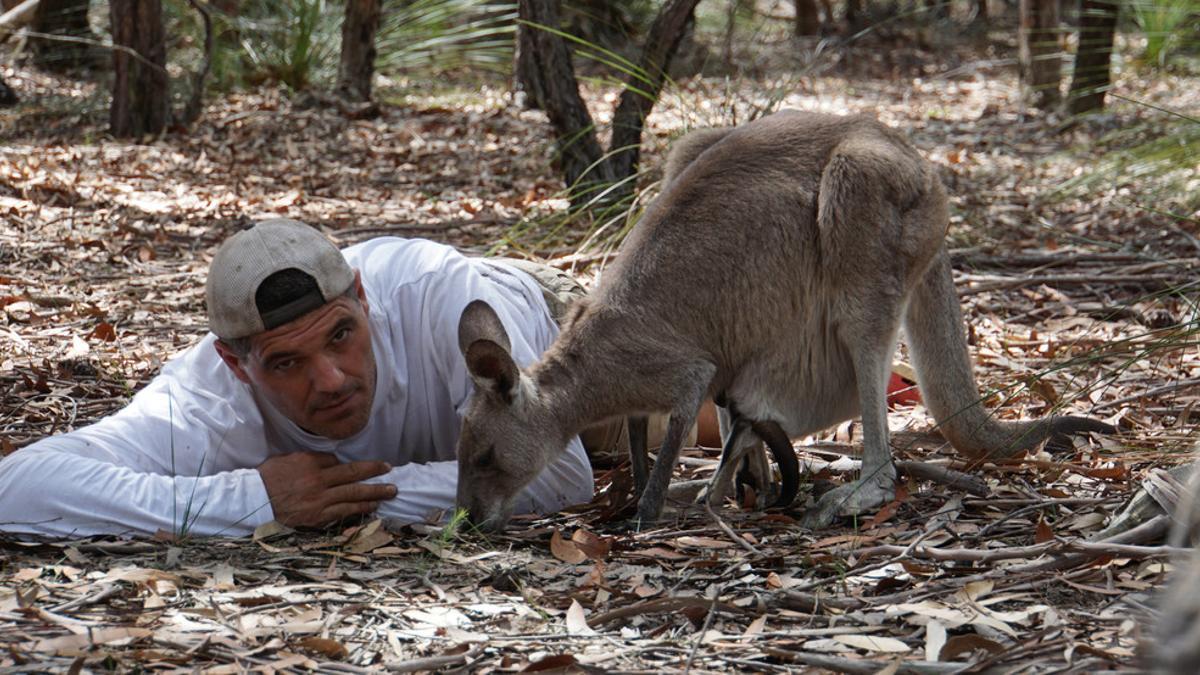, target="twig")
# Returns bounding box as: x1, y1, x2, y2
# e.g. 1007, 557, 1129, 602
587, 596, 749, 628
683, 589, 721, 674
1089, 377, 1200, 412
763, 647, 967, 674
47, 583, 122, 613
958, 272, 1179, 296
385, 646, 481, 673
704, 501, 760, 556
897, 460, 989, 497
